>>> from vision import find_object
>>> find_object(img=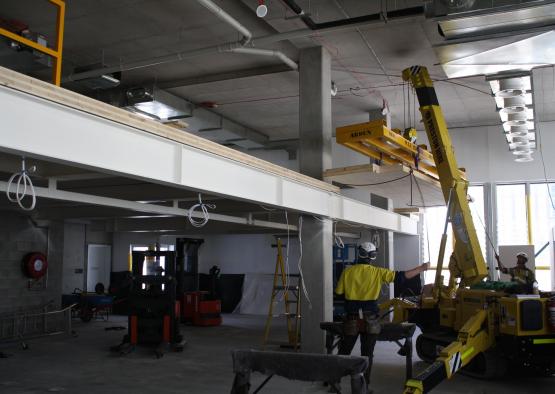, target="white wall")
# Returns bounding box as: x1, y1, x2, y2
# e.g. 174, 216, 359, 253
62, 223, 86, 293
425, 121, 555, 184
112, 232, 301, 275
190, 234, 300, 275
393, 233, 422, 271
